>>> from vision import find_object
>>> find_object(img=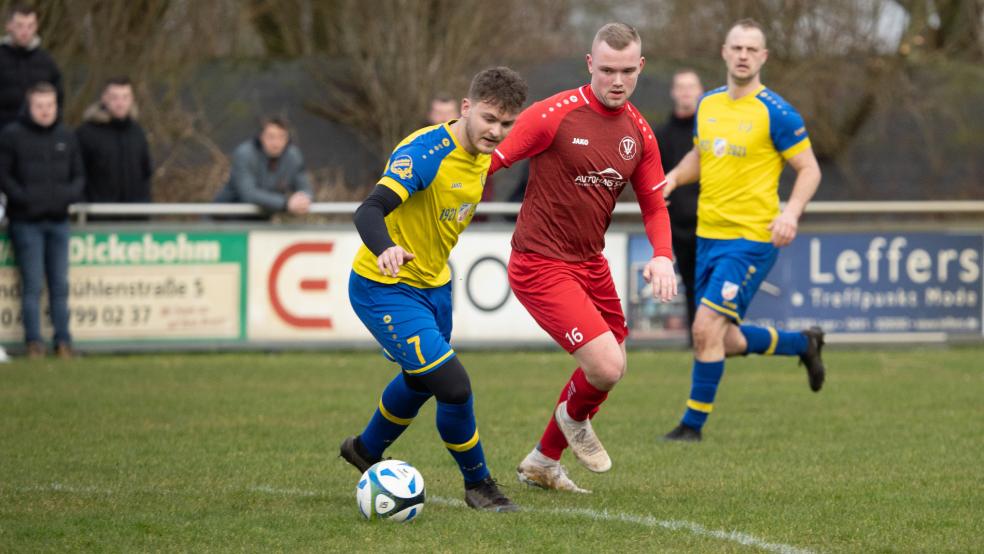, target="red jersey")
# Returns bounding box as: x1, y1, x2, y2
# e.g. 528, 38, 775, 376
491, 85, 672, 262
